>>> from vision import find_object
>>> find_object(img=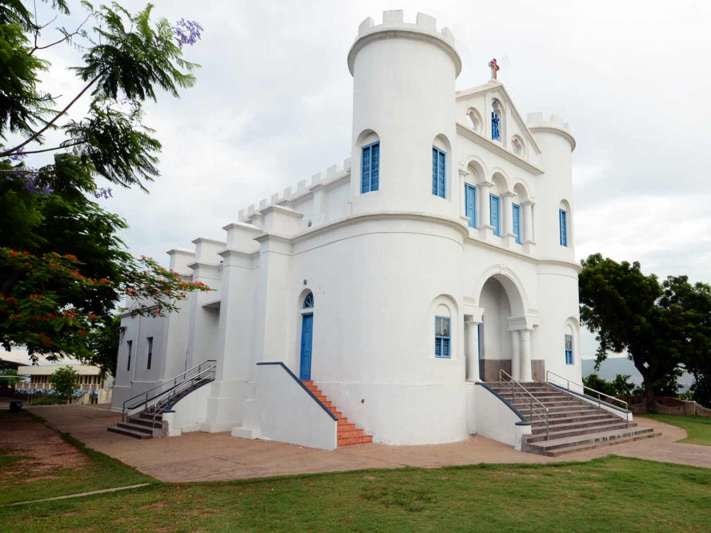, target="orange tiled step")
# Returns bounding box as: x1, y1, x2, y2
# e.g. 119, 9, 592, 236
303, 380, 373, 447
